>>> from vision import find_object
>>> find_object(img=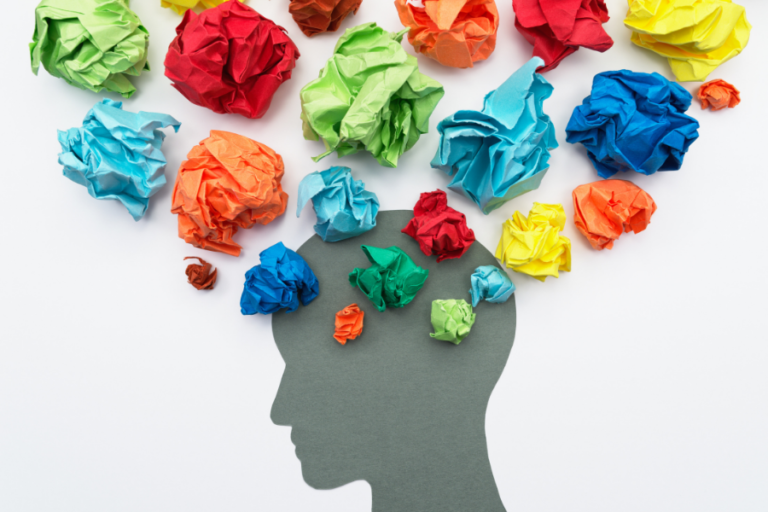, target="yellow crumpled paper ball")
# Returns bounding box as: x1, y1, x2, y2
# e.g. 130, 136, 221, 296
495, 203, 571, 282
624, 0, 751, 82
161, 0, 243, 15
